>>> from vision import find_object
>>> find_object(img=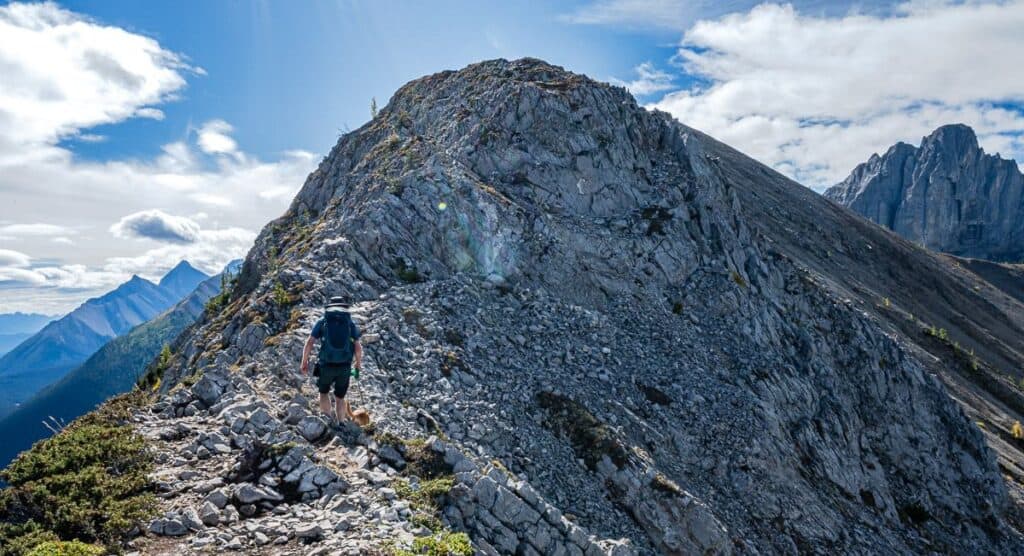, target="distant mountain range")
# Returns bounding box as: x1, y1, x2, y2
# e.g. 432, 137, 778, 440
0, 261, 209, 418
0, 261, 239, 469
0, 313, 54, 357
825, 124, 1024, 261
